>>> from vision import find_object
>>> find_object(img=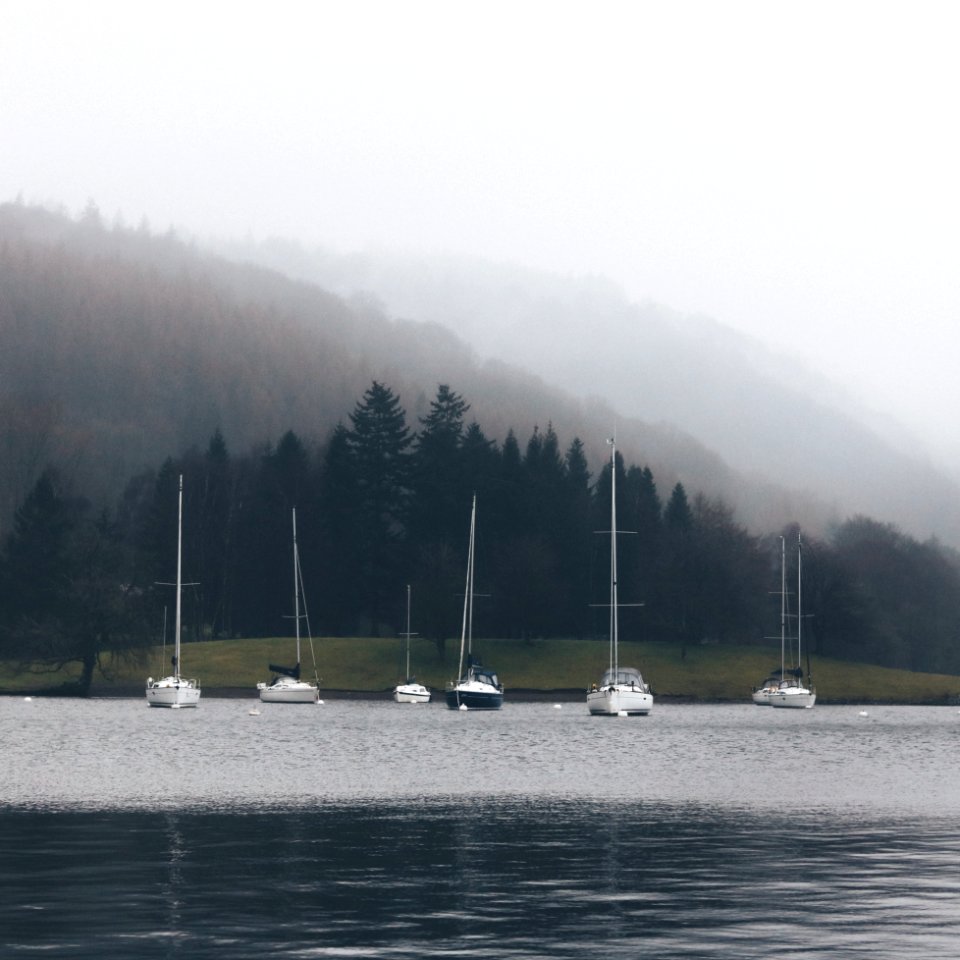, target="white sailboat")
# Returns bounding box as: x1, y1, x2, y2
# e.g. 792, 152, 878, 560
587, 439, 653, 717
769, 532, 816, 709
445, 494, 503, 710
752, 536, 788, 706
257, 507, 320, 704
146, 475, 201, 708
394, 584, 431, 703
